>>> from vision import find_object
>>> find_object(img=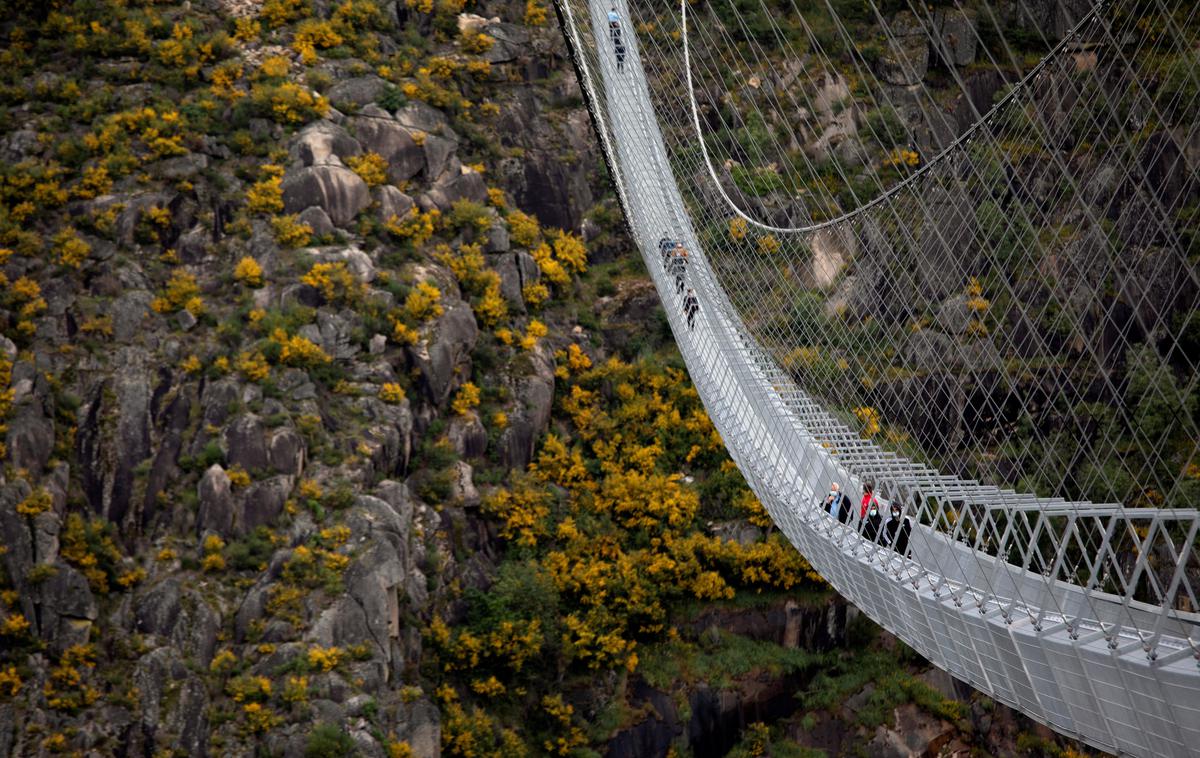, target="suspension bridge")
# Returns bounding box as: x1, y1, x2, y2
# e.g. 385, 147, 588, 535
552, 0, 1200, 754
